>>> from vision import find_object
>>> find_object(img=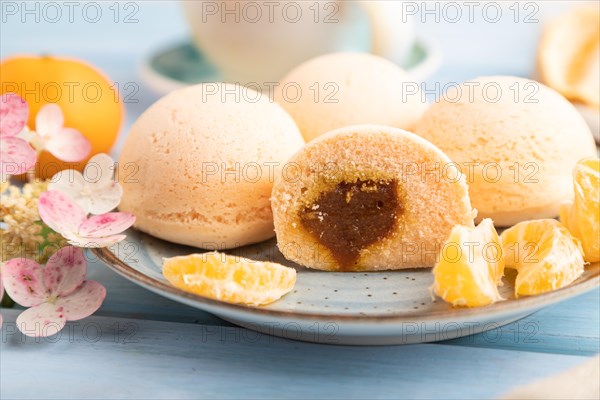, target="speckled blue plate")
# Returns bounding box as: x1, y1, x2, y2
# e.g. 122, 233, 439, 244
94, 229, 600, 345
